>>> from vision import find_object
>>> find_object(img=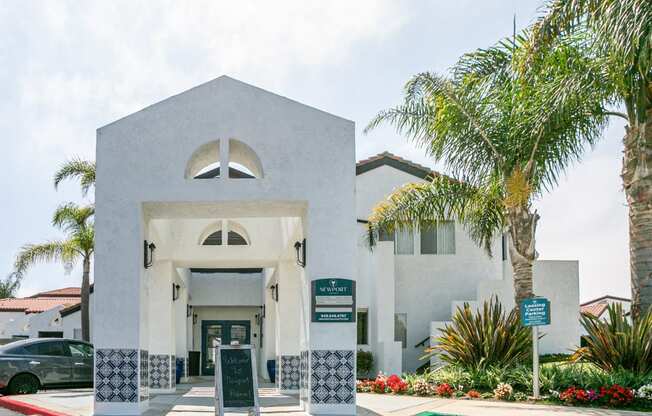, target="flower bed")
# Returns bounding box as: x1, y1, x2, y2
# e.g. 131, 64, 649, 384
356, 373, 652, 410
